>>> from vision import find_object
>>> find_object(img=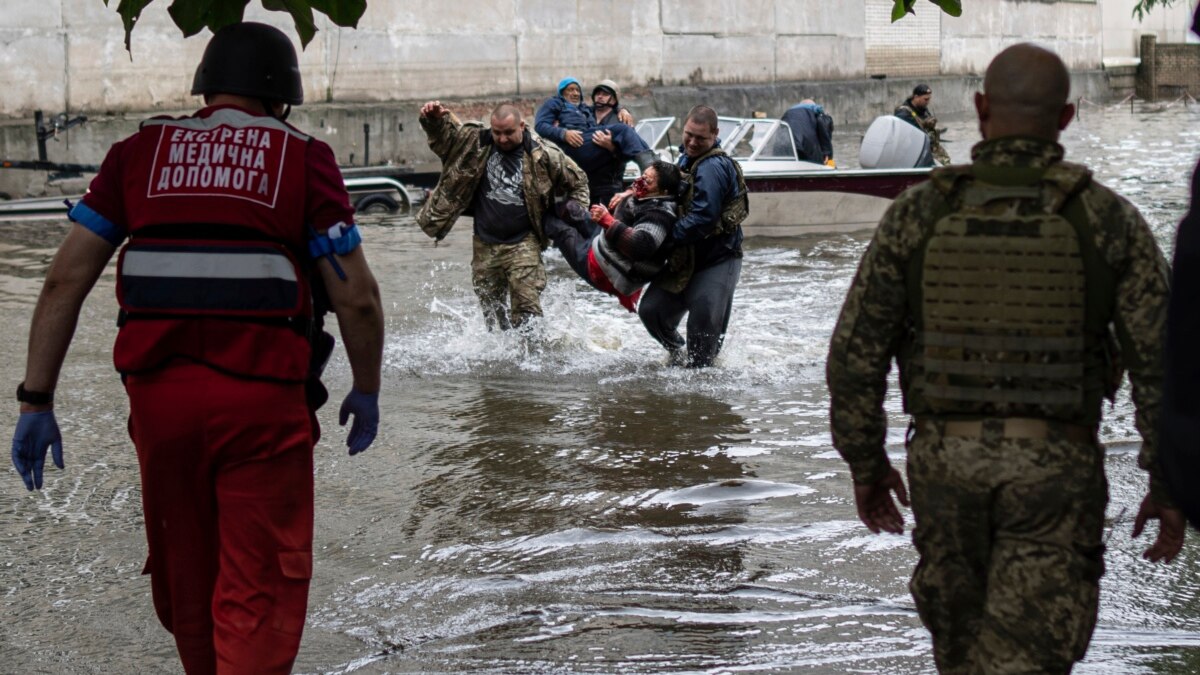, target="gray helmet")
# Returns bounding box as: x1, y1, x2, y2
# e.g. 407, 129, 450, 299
592, 79, 620, 105
191, 22, 304, 105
